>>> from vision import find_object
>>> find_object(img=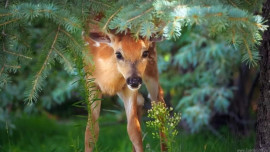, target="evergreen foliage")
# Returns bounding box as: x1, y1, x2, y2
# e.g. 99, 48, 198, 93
157, 26, 240, 132
96, 0, 267, 66
0, 1, 88, 103
0, 0, 267, 131
0, 0, 90, 129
